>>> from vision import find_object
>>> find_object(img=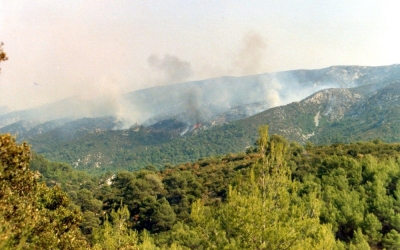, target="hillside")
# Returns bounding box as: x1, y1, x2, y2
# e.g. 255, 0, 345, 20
18, 77, 400, 172
2, 64, 400, 140
24, 129, 400, 249
1, 64, 399, 172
